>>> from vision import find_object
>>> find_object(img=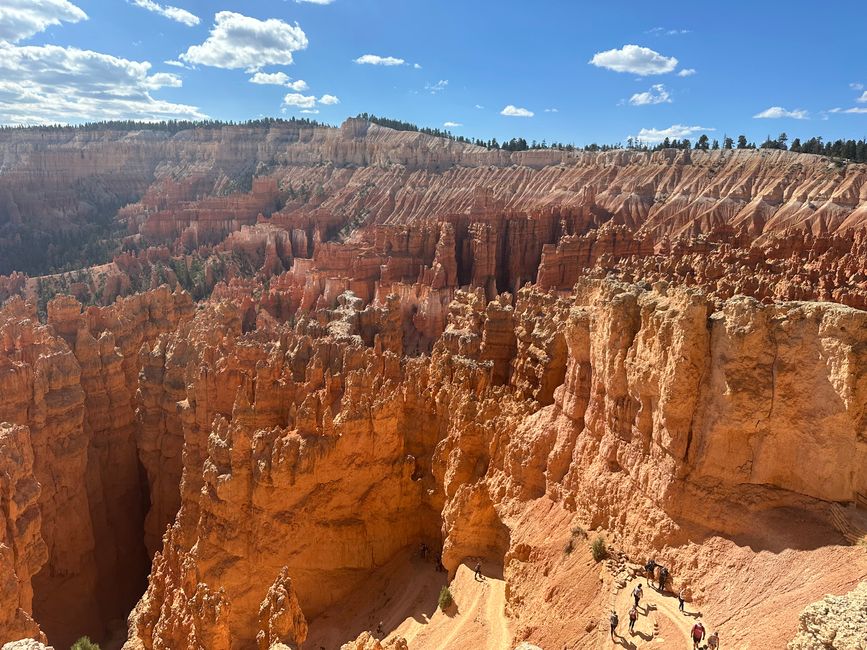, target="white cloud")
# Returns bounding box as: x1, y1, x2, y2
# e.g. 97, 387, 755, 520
753, 106, 809, 119
646, 27, 691, 36
501, 105, 533, 117
282, 92, 316, 109
443, 121, 461, 127
300, 109, 319, 114
631, 124, 714, 144
248, 71, 309, 91
843, 107, 867, 114
250, 71, 289, 85
129, 0, 199, 27
544, 107, 559, 112
281, 92, 338, 110
629, 84, 671, 106
0, 41, 205, 125
677, 68, 696, 77
164, 59, 186, 68
857, 91, 867, 103
354, 54, 404, 66
589, 44, 678, 75
413, 63, 422, 69
474, 104, 484, 109
849, 82, 863, 90
143, 71, 182, 89
180, 11, 308, 71
295, 0, 335, 4
426, 79, 448, 94
0, 0, 87, 42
